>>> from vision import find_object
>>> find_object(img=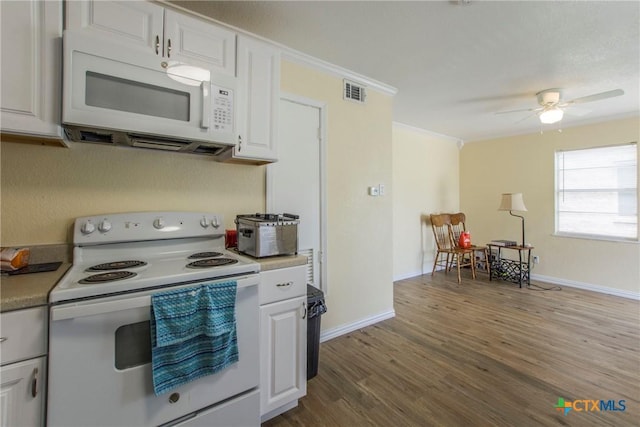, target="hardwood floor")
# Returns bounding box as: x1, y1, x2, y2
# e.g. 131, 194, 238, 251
263, 272, 639, 426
